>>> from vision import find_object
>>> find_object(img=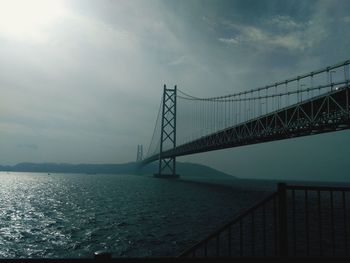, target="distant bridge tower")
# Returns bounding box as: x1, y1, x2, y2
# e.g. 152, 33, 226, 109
136, 145, 143, 162
154, 84, 179, 178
